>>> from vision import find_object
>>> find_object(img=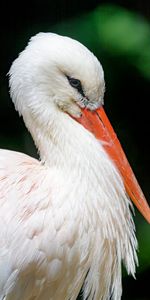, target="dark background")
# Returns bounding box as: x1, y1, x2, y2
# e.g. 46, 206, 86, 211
0, 1, 150, 299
